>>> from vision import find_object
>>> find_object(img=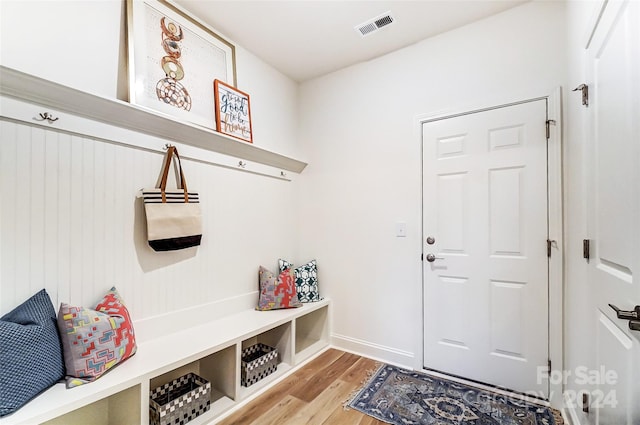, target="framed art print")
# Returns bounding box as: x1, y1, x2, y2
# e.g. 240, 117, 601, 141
127, 0, 236, 129
214, 79, 253, 143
